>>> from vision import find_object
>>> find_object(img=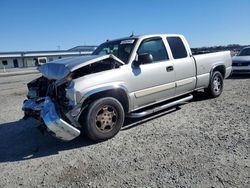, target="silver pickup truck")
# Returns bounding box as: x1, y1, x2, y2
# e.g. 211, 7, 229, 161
22, 34, 232, 141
